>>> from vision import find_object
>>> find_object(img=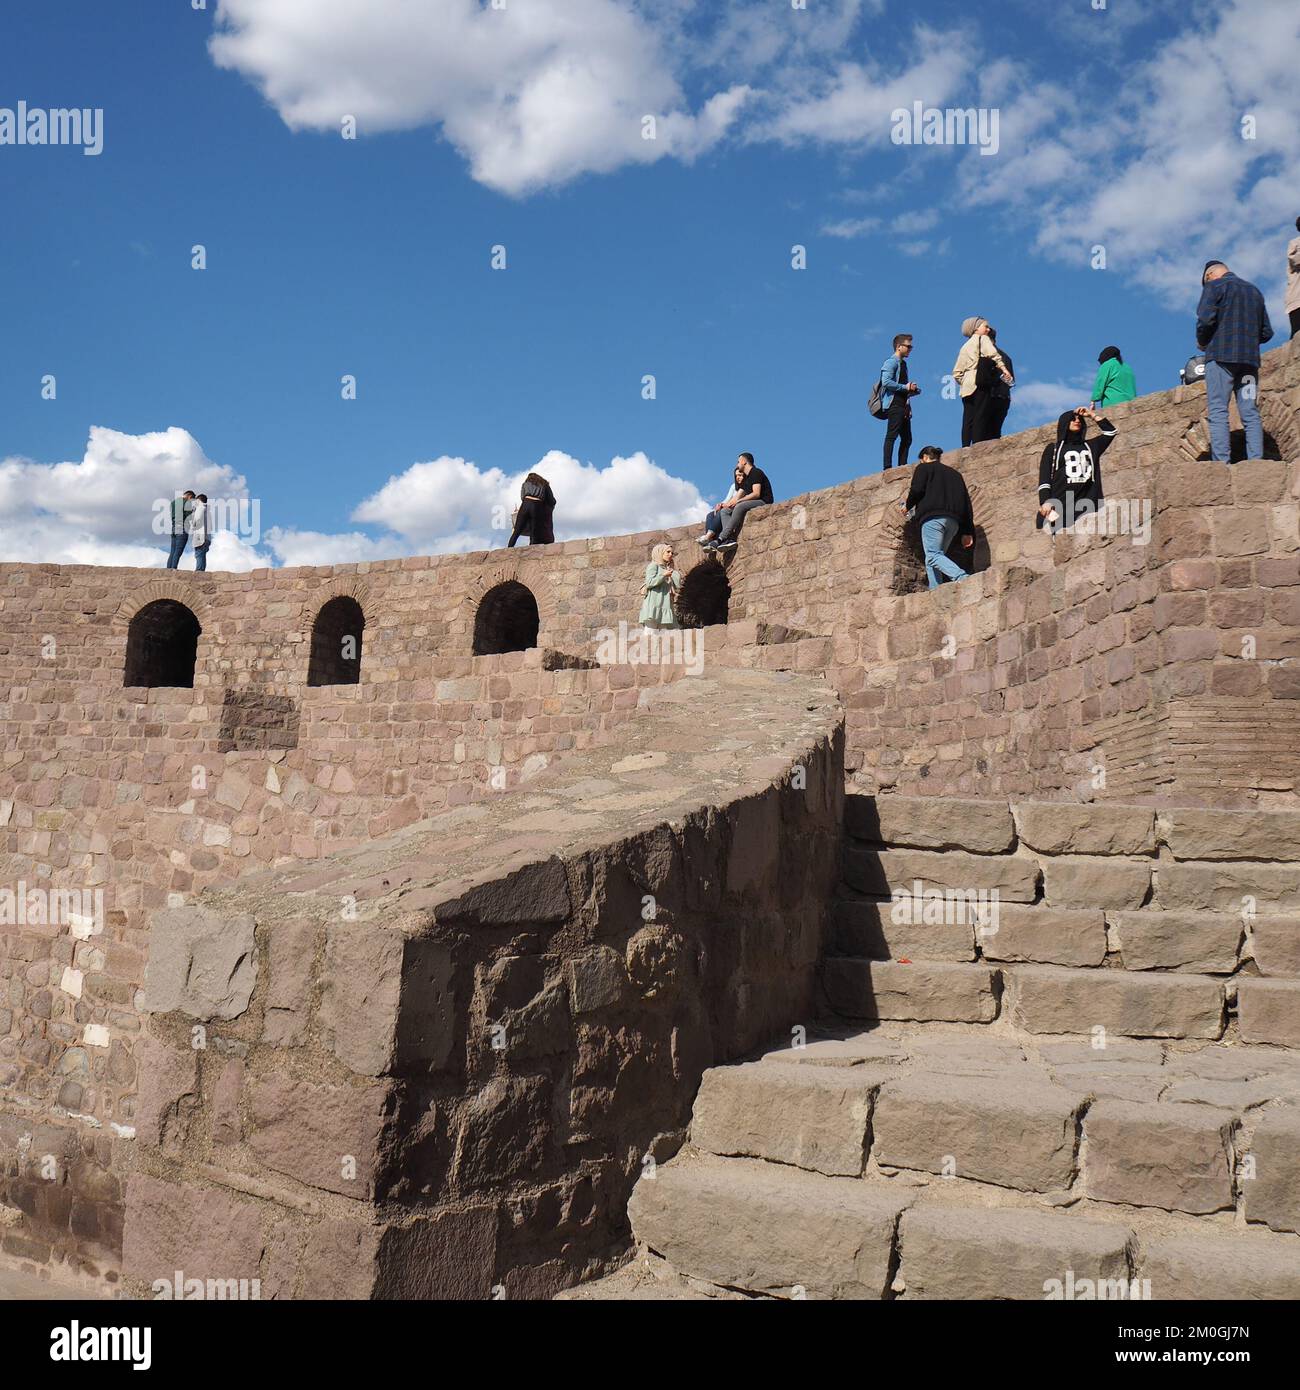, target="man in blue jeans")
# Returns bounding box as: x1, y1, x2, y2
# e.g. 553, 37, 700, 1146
1196, 260, 1273, 463
166, 490, 195, 569
902, 446, 974, 589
